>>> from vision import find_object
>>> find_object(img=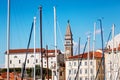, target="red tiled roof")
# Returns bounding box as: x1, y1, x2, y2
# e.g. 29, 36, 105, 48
5, 48, 61, 54
68, 51, 102, 59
